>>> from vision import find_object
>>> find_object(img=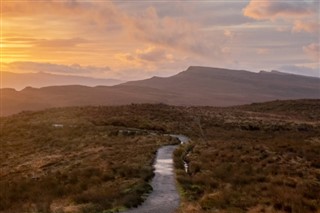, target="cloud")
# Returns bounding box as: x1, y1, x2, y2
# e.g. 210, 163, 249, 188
303, 43, 320, 61
3, 60, 183, 81
125, 7, 222, 57
279, 65, 319, 78
243, 0, 315, 20
2, 1, 122, 31
136, 46, 174, 62
243, 0, 318, 69
4, 61, 111, 76
35, 38, 89, 48
3, 1, 317, 79
115, 46, 175, 70
276, 26, 290, 32
256, 48, 270, 55
4, 37, 90, 48
224, 30, 236, 39
114, 45, 210, 79
4, 1, 225, 58
292, 20, 319, 33
243, 0, 318, 35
